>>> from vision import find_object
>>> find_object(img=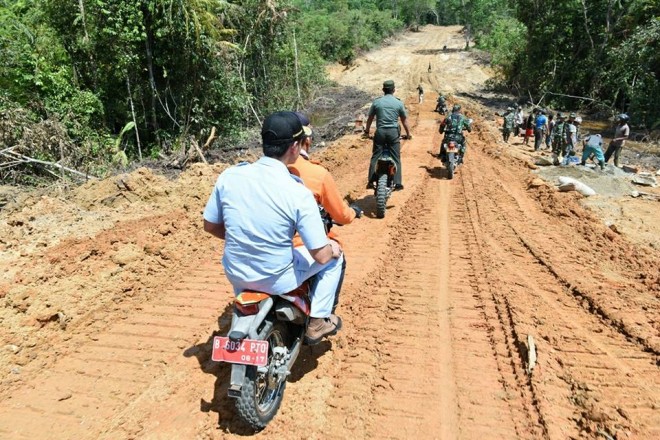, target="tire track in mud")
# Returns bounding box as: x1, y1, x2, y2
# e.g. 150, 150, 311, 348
321, 106, 538, 439
0, 262, 231, 440
458, 144, 660, 439
450, 163, 547, 439
474, 147, 659, 356
363, 177, 457, 439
